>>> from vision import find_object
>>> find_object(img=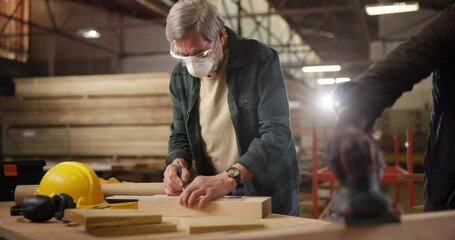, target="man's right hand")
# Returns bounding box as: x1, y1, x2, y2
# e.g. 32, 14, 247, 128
326, 107, 385, 183
163, 158, 189, 195
326, 126, 386, 184
334, 107, 367, 134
